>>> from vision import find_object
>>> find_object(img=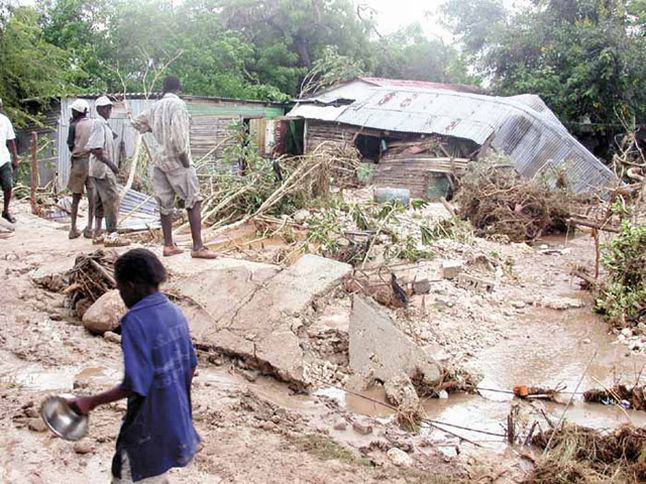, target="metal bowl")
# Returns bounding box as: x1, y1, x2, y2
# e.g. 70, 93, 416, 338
40, 396, 89, 441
